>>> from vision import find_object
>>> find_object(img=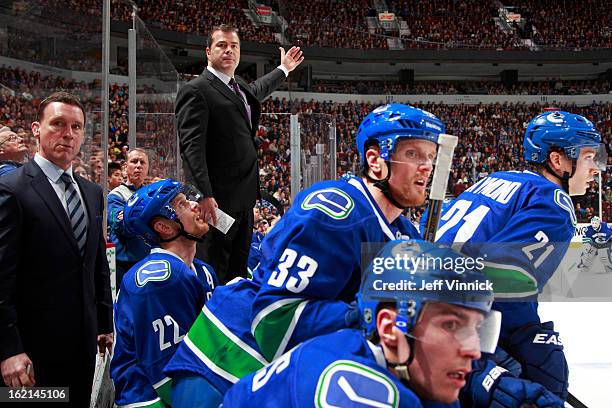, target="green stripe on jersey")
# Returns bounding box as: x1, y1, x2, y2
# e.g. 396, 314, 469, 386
153, 377, 172, 406
252, 299, 307, 361
186, 306, 268, 381
482, 262, 538, 297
